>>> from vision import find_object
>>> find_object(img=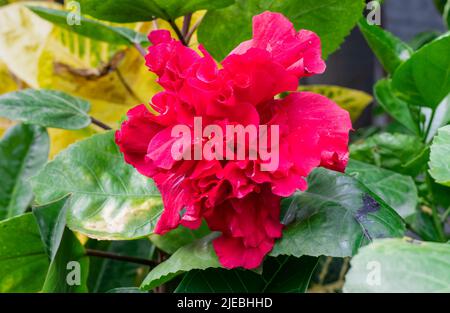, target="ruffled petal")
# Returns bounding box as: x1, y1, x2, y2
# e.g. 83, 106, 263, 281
279, 91, 351, 176
230, 11, 326, 78
115, 104, 162, 177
